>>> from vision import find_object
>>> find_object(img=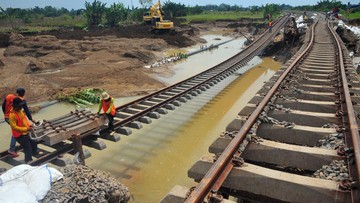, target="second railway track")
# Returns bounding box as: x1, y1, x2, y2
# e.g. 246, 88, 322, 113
173, 16, 360, 203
